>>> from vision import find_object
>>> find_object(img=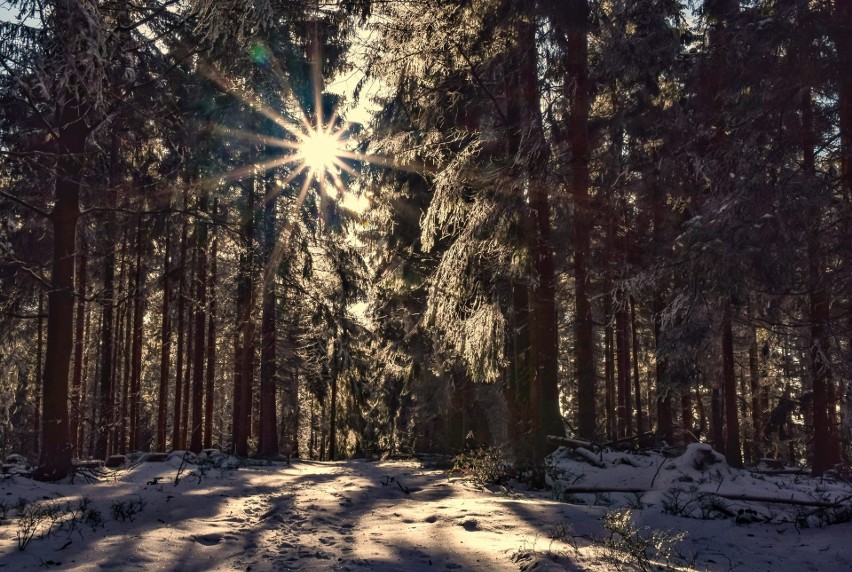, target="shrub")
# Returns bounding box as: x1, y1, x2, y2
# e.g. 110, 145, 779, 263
602, 508, 688, 572
450, 446, 509, 486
